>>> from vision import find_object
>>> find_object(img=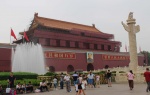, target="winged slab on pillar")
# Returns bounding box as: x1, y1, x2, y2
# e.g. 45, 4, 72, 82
121, 12, 140, 72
